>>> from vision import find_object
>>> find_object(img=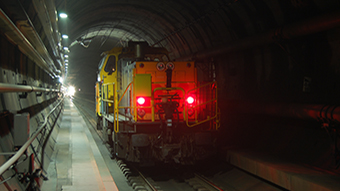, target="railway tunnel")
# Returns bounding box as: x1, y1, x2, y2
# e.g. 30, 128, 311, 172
1, 0, 340, 190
